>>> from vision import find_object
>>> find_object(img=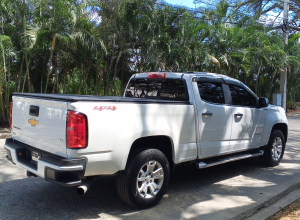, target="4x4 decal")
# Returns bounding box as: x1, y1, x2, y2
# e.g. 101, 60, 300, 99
93, 106, 116, 111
